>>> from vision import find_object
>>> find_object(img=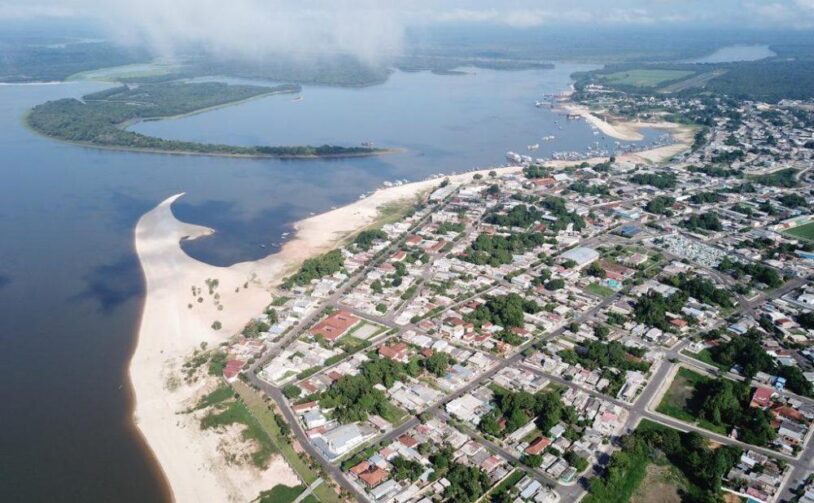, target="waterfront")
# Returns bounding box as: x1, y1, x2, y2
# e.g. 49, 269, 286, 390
0, 64, 655, 501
